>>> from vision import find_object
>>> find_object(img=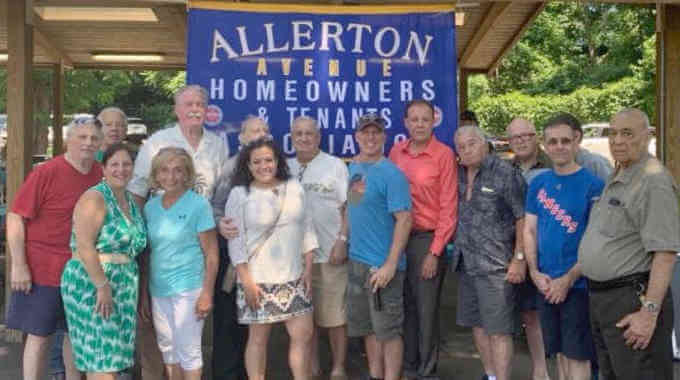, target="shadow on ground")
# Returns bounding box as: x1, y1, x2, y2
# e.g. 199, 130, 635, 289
2, 273, 679, 379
